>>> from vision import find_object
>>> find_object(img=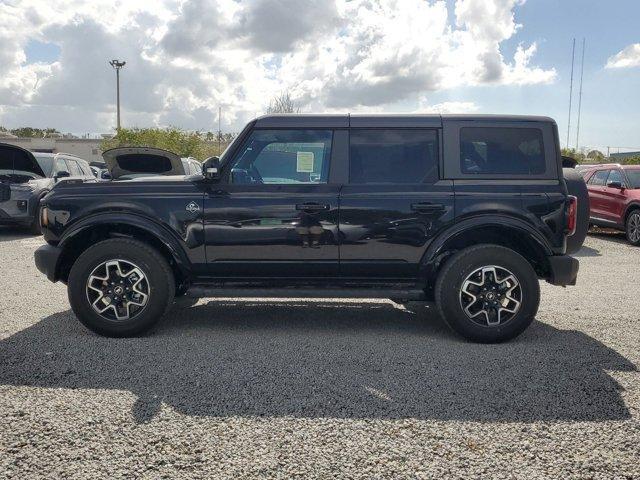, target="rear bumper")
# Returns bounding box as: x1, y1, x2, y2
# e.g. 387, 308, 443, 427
34, 244, 62, 282
547, 255, 579, 286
